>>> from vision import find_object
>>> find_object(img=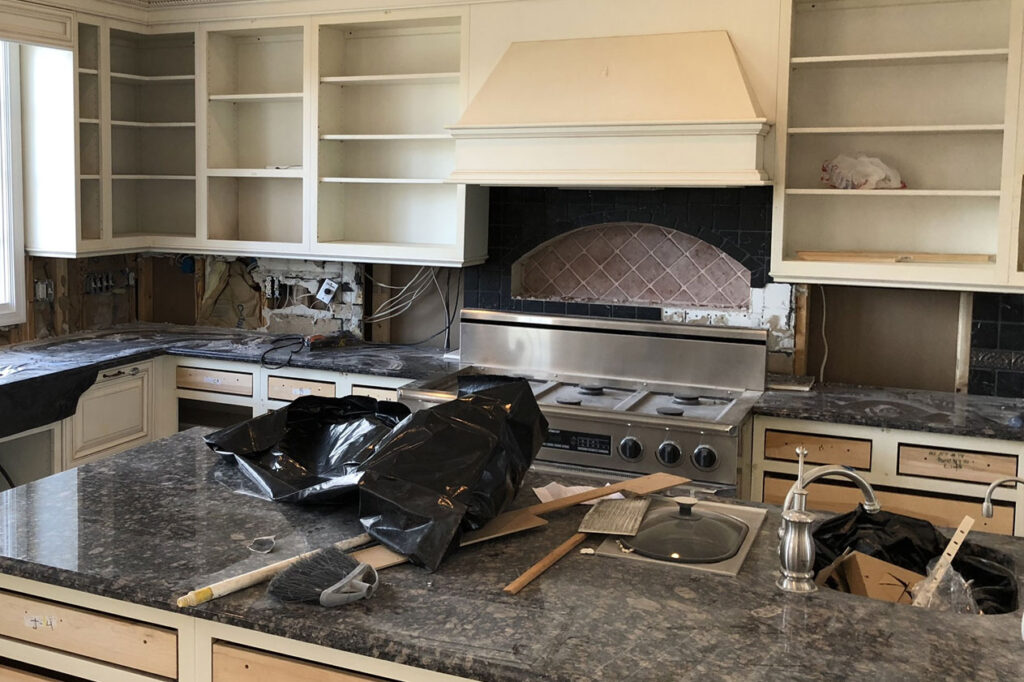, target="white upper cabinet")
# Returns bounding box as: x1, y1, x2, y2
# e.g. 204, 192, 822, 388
312, 10, 487, 266
203, 22, 307, 252
772, 0, 1024, 290
26, 9, 486, 267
